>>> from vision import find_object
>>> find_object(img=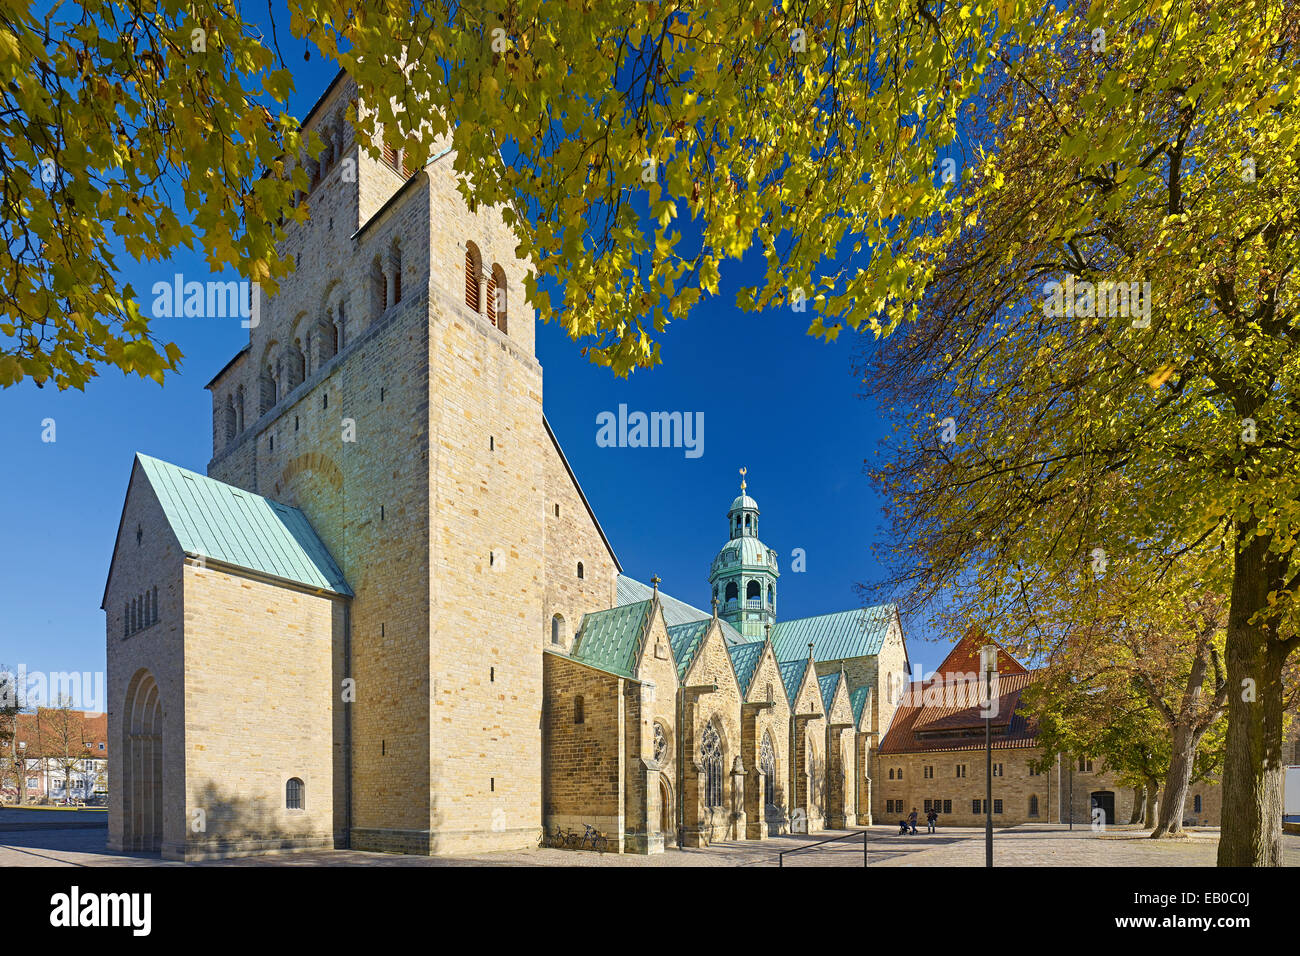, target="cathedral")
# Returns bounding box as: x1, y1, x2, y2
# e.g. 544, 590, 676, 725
101, 69, 909, 859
